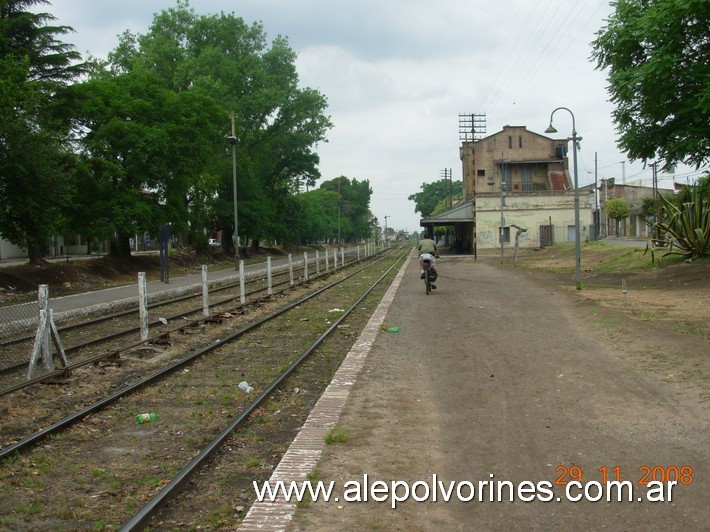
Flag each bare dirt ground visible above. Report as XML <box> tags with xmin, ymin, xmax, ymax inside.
<box><xmin>289</xmin><ymin>248</ymin><xmax>708</xmax><ymax>531</ymax></box>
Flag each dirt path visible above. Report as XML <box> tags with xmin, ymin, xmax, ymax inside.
<box><xmin>289</xmin><ymin>255</ymin><xmax>708</xmax><ymax>530</ymax></box>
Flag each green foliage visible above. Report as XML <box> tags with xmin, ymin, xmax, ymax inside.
<box><xmin>591</xmin><ymin>0</ymin><xmax>710</xmax><ymax>171</ymax></box>
<box><xmin>110</xmin><ymin>2</ymin><xmax>333</xmax><ymax>248</ymax></box>
<box><xmin>647</xmin><ymin>183</ymin><xmax>710</xmax><ymax>262</ymax></box>
<box><xmin>324</xmin><ymin>425</ymin><xmax>349</xmax><ymax>444</ymax></box>
<box><xmin>319</xmin><ymin>176</ymin><xmax>373</xmax><ymax>242</ymax></box>
<box><xmin>605</xmin><ymin>198</ymin><xmax>630</xmax><ymax>220</ymax></box>
<box><xmin>408</xmin><ymin>179</ymin><xmax>463</xmax><ymax>218</ymax></box>
<box><xmin>1</xmin><ymin>0</ymin><xmax>341</xmax><ymax>256</ymax></box>
<box><xmin>0</xmin><ymin>0</ymin><xmax>87</xmax><ymax>261</ymax></box>
<box><xmin>69</xmin><ymin>70</ymin><xmax>224</xmax><ymax>254</ymax></box>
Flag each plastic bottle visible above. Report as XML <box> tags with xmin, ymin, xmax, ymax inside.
<box><xmin>136</xmin><ymin>412</ymin><xmax>158</xmax><ymax>424</ymax></box>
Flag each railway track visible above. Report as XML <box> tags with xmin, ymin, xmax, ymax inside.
<box><xmin>0</xmin><ymin>247</ymin><xmax>407</xmax><ymax>530</ymax></box>
<box><xmin>0</xmin><ymin>248</ymin><xmax>370</xmax><ymax>392</ymax></box>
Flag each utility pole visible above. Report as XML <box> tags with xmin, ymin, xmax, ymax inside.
<box><xmin>594</xmin><ymin>152</ymin><xmax>599</xmax><ymax>240</ymax></box>
<box><xmin>337</xmin><ymin>177</ymin><xmax>341</xmax><ymax>249</ymax></box>
<box><xmin>440</xmin><ymin>168</ymin><xmax>452</xmax><ymax>208</ymax></box>
<box><xmin>441</xmin><ymin>168</ymin><xmax>452</xmax><ymax>246</ymax></box>
<box><xmin>228</xmin><ymin>111</ymin><xmax>240</xmax><ymax>265</ymax></box>
<box><xmin>500</xmin><ymin>157</ymin><xmax>506</xmax><ymax>264</ymax></box>
<box><xmin>651</xmin><ymin>162</ymin><xmax>659</xmax><ymax>239</ymax></box>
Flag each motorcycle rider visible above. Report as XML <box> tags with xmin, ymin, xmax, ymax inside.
<box><xmin>418</xmin><ymin>232</ymin><xmax>439</xmax><ymax>288</ymax></box>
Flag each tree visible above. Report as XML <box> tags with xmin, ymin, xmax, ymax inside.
<box><xmin>68</xmin><ymin>69</ymin><xmax>224</xmax><ymax>256</ymax></box>
<box><xmin>319</xmin><ymin>176</ymin><xmax>373</xmax><ymax>243</ymax></box>
<box><xmin>108</xmin><ymin>1</ymin><xmax>332</xmax><ymax>250</ymax></box>
<box><xmin>0</xmin><ymin>0</ymin><xmax>87</xmax><ymax>262</ymax></box>
<box><xmin>605</xmin><ymin>197</ymin><xmax>630</xmax><ymax>236</ymax></box>
<box><xmin>591</xmin><ymin>0</ymin><xmax>710</xmax><ymax>171</ymax></box>
<box><xmin>408</xmin><ymin>179</ymin><xmax>463</xmax><ymax>218</ymax></box>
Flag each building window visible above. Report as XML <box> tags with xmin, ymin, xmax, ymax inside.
<box><xmin>519</xmin><ymin>136</ymin><xmax>523</xmax><ymax>148</ymax></box>
<box><xmin>508</xmin><ymin>136</ymin><xmax>512</xmax><ymax>149</ymax></box>
<box><xmin>522</xmin><ymin>167</ymin><xmax>533</xmax><ymax>191</ymax></box>
<box><xmin>500</xmin><ymin>226</ymin><xmax>510</xmax><ymax>243</ymax></box>
<box><xmin>477</xmin><ymin>169</ymin><xmax>485</xmax><ymax>177</ymax></box>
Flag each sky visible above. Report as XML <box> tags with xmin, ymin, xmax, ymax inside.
<box><xmin>43</xmin><ymin>0</ymin><xmax>708</xmax><ymax>235</ymax></box>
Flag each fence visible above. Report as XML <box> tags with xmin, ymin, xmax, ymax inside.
<box><xmin>1</xmin><ymin>243</ymin><xmax>386</xmax><ymax>377</ymax></box>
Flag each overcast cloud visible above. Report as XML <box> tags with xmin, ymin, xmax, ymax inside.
<box><xmin>45</xmin><ymin>0</ymin><xmax>707</xmax><ymax>233</ymax></box>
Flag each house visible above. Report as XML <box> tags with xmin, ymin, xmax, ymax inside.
<box><xmin>595</xmin><ymin>179</ymin><xmax>674</xmax><ymax>238</ymax></box>
<box><xmin>421</xmin><ymin>124</ymin><xmax>594</xmax><ymax>252</ymax></box>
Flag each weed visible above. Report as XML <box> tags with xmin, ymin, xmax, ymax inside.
<box><xmin>325</xmin><ymin>425</ymin><xmax>349</xmax><ymax>444</ymax></box>
<box><xmin>91</xmin><ymin>468</ymin><xmax>108</xmax><ymax>479</ymax></box>
<box><xmin>295</xmin><ymin>470</ymin><xmax>320</xmax><ymax>509</ymax></box>
<box><xmin>245</xmin><ymin>458</ymin><xmax>262</xmax><ymax>468</ymax></box>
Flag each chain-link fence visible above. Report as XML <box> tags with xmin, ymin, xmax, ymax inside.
<box><xmin>0</xmin><ymin>300</ymin><xmax>39</xmax><ymax>343</ymax></box>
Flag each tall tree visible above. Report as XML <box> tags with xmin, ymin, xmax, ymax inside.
<box><xmin>108</xmin><ymin>1</ymin><xmax>332</xmax><ymax>250</ymax></box>
<box><xmin>68</xmin><ymin>70</ymin><xmax>223</xmax><ymax>256</ymax></box>
<box><xmin>0</xmin><ymin>0</ymin><xmax>86</xmax><ymax>262</ymax></box>
<box><xmin>591</xmin><ymin>0</ymin><xmax>710</xmax><ymax>171</ymax></box>
<box><xmin>319</xmin><ymin>176</ymin><xmax>373</xmax><ymax>243</ymax></box>
<box><xmin>408</xmin><ymin>179</ymin><xmax>463</xmax><ymax>218</ymax></box>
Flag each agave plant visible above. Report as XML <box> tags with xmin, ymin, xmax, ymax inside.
<box><xmin>647</xmin><ymin>183</ymin><xmax>709</xmax><ymax>262</ymax></box>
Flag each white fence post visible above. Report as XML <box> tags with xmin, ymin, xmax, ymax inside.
<box><xmin>334</xmin><ymin>248</ymin><xmax>338</xmax><ymax>270</ymax></box>
<box><xmin>138</xmin><ymin>272</ymin><xmax>149</xmax><ymax>341</ymax></box>
<box><xmin>28</xmin><ymin>285</ymin><xmax>69</xmax><ymax>380</ymax></box>
<box><xmin>239</xmin><ymin>260</ymin><xmax>246</xmax><ymax>305</ymax></box>
<box><xmin>288</xmin><ymin>253</ymin><xmax>294</xmax><ymax>287</ymax></box>
<box><xmin>202</xmin><ymin>265</ymin><xmax>209</xmax><ymax>316</ymax></box>
<box><xmin>325</xmin><ymin>249</ymin><xmax>330</xmax><ymax>273</ymax></box>
<box><xmin>303</xmin><ymin>252</ymin><xmax>309</xmax><ymax>283</ymax></box>
<box><xmin>38</xmin><ymin>285</ymin><xmax>51</xmax><ymax>370</ymax></box>
<box><xmin>315</xmin><ymin>250</ymin><xmax>320</xmax><ymax>276</ymax></box>
<box><xmin>341</xmin><ymin>247</ymin><xmax>345</xmax><ymax>266</ymax></box>
<box><xmin>267</xmin><ymin>256</ymin><xmax>273</xmax><ymax>296</ymax></box>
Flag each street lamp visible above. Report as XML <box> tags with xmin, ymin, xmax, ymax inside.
<box><xmin>384</xmin><ymin>215</ymin><xmax>389</xmax><ymax>245</ymax></box>
<box><xmin>545</xmin><ymin>107</ymin><xmax>582</xmax><ymax>290</ymax></box>
<box><xmin>228</xmin><ymin>112</ymin><xmax>239</xmax><ymax>265</ymax></box>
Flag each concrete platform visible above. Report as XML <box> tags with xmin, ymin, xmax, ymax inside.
<box><xmin>240</xmin><ymin>252</ymin><xmax>708</xmax><ymax>531</ymax></box>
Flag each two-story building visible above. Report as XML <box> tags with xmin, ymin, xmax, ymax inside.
<box><xmin>422</xmin><ymin>125</ymin><xmax>594</xmax><ymax>253</ymax></box>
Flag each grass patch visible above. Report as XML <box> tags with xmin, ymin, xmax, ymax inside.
<box><xmin>296</xmin><ymin>469</ymin><xmax>322</xmax><ymax>509</ymax></box>
<box><xmin>245</xmin><ymin>458</ymin><xmax>262</xmax><ymax>468</ymax></box>
<box><xmin>325</xmin><ymin>425</ymin><xmax>349</xmax><ymax>445</ymax></box>
<box><xmin>520</xmin><ymin>241</ymin><xmax>686</xmax><ymax>275</ymax></box>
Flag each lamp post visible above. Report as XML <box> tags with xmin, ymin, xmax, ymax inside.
<box><xmin>384</xmin><ymin>215</ymin><xmax>389</xmax><ymax>245</ymax></box>
<box><xmin>228</xmin><ymin>111</ymin><xmax>240</xmax><ymax>265</ymax></box>
<box><xmin>545</xmin><ymin>107</ymin><xmax>582</xmax><ymax>290</ymax></box>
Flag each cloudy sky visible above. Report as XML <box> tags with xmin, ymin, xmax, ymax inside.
<box><xmin>44</xmin><ymin>0</ymin><xmax>706</xmax><ymax>233</ymax></box>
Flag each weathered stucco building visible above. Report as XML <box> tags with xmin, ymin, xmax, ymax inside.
<box><xmin>422</xmin><ymin>124</ymin><xmax>594</xmax><ymax>253</ymax></box>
